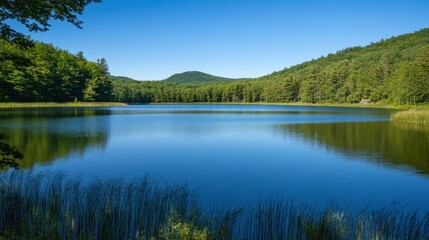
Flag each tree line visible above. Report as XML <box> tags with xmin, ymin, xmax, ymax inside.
<box><xmin>0</xmin><ymin>39</ymin><xmax>112</xmax><ymax>102</ymax></box>
<box><xmin>1</xmin><ymin>29</ymin><xmax>428</xmax><ymax>105</ymax></box>
<box><xmin>112</xmin><ymin>28</ymin><xmax>429</xmax><ymax>105</ymax></box>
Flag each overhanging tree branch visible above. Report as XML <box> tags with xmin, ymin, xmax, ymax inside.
<box><xmin>0</xmin><ymin>0</ymin><xmax>102</xmax><ymax>45</ymax></box>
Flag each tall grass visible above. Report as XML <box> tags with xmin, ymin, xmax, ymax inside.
<box><xmin>0</xmin><ymin>102</ymin><xmax>127</xmax><ymax>108</ymax></box>
<box><xmin>0</xmin><ymin>172</ymin><xmax>201</xmax><ymax>239</ymax></box>
<box><xmin>1</xmin><ymin>172</ymin><xmax>428</xmax><ymax>239</ymax></box>
<box><xmin>391</xmin><ymin>109</ymin><xmax>429</xmax><ymax>123</ymax></box>
<box><xmin>232</xmin><ymin>202</ymin><xmax>429</xmax><ymax>240</ymax></box>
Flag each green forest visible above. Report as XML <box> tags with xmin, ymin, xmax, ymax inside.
<box><xmin>112</xmin><ymin>28</ymin><xmax>429</xmax><ymax>105</ymax></box>
<box><xmin>0</xmin><ymin>39</ymin><xmax>112</xmax><ymax>102</ymax></box>
<box><xmin>1</xmin><ymin>28</ymin><xmax>428</xmax><ymax>105</ymax></box>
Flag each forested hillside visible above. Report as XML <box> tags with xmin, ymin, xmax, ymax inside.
<box><xmin>0</xmin><ymin>40</ymin><xmax>112</xmax><ymax>102</ymax></box>
<box><xmin>112</xmin><ymin>28</ymin><xmax>429</xmax><ymax>104</ymax></box>
<box><xmin>1</xmin><ymin>29</ymin><xmax>428</xmax><ymax>105</ymax></box>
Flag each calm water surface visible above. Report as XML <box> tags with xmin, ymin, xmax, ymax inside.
<box><xmin>1</xmin><ymin>104</ymin><xmax>428</xmax><ymax>211</ymax></box>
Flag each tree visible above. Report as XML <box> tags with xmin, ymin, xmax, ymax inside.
<box><xmin>299</xmin><ymin>67</ymin><xmax>321</xmax><ymax>103</ymax></box>
<box><xmin>389</xmin><ymin>46</ymin><xmax>429</xmax><ymax>105</ymax></box>
<box><xmin>82</xmin><ymin>58</ymin><xmax>112</xmax><ymax>101</ymax></box>
<box><xmin>0</xmin><ymin>0</ymin><xmax>102</xmax><ymax>45</ymax></box>
<box><xmin>413</xmin><ymin>46</ymin><xmax>429</xmax><ymax>102</ymax></box>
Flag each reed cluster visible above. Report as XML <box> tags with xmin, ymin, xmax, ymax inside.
<box><xmin>232</xmin><ymin>202</ymin><xmax>429</xmax><ymax>239</ymax></box>
<box><xmin>0</xmin><ymin>172</ymin><xmax>201</xmax><ymax>239</ymax></box>
<box><xmin>1</xmin><ymin>172</ymin><xmax>428</xmax><ymax>239</ymax></box>
<box><xmin>391</xmin><ymin>109</ymin><xmax>429</xmax><ymax>123</ymax></box>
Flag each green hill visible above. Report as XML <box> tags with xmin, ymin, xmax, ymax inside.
<box><xmin>257</xmin><ymin>28</ymin><xmax>429</xmax><ymax>104</ymax></box>
<box><xmin>111</xmin><ymin>71</ymin><xmax>241</xmax><ymax>85</ymax></box>
<box><xmin>112</xmin><ymin>28</ymin><xmax>429</xmax><ymax>104</ymax></box>
<box><xmin>110</xmin><ymin>76</ymin><xmax>142</xmax><ymax>83</ymax></box>
<box><xmin>162</xmin><ymin>71</ymin><xmax>240</xmax><ymax>85</ymax></box>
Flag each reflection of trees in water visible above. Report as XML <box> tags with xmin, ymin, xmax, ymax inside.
<box><xmin>278</xmin><ymin>121</ymin><xmax>429</xmax><ymax>175</ymax></box>
<box><xmin>0</xmin><ymin>133</ymin><xmax>23</xmax><ymax>169</ymax></box>
<box><xmin>0</xmin><ymin>109</ymin><xmax>111</xmax><ymax>168</ymax></box>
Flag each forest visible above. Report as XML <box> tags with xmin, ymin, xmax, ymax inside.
<box><xmin>0</xmin><ymin>39</ymin><xmax>112</xmax><ymax>102</ymax></box>
<box><xmin>1</xmin><ymin>28</ymin><xmax>428</xmax><ymax>105</ymax></box>
<box><xmin>112</xmin><ymin>28</ymin><xmax>429</xmax><ymax>105</ymax></box>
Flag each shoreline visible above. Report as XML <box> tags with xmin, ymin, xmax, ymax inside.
<box><xmin>0</xmin><ymin>102</ymin><xmax>127</xmax><ymax>109</ymax></box>
<box><xmin>146</xmin><ymin>102</ymin><xmax>416</xmax><ymax>110</ymax></box>
<box><xmin>1</xmin><ymin>101</ymin><xmax>428</xmax><ymax>110</ymax></box>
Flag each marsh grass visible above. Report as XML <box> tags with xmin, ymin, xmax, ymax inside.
<box><xmin>1</xmin><ymin>172</ymin><xmax>428</xmax><ymax>239</ymax></box>
<box><xmin>0</xmin><ymin>172</ymin><xmax>202</xmax><ymax>239</ymax></box>
<box><xmin>391</xmin><ymin>109</ymin><xmax>429</xmax><ymax>123</ymax></box>
<box><xmin>0</xmin><ymin>102</ymin><xmax>127</xmax><ymax>108</ymax></box>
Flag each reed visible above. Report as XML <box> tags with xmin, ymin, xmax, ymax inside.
<box><xmin>0</xmin><ymin>172</ymin><xmax>202</xmax><ymax>239</ymax></box>
<box><xmin>1</xmin><ymin>172</ymin><xmax>428</xmax><ymax>239</ymax></box>
<box><xmin>391</xmin><ymin>109</ymin><xmax>429</xmax><ymax>123</ymax></box>
<box><xmin>0</xmin><ymin>102</ymin><xmax>127</xmax><ymax>108</ymax></box>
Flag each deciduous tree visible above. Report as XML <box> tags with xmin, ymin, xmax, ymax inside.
<box><xmin>0</xmin><ymin>0</ymin><xmax>102</xmax><ymax>46</ymax></box>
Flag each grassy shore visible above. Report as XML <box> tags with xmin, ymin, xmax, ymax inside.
<box><xmin>391</xmin><ymin>109</ymin><xmax>429</xmax><ymax>123</ymax></box>
<box><xmin>1</xmin><ymin>172</ymin><xmax>428</xmax><ymax>240</ymax></box>
<box><xmin>0</xmin><ymin>102</ymin><xmax>127</xmax><ymax>108</ymax></box>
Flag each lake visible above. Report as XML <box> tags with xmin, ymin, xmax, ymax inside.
<box><xmin>1</xmin><ymin>104</ymin><xmax>428</xmax><ymax>211</ymax></box>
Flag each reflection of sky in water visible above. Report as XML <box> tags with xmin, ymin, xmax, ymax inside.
<box><xmin>1</xmin><ymin>105</ymin><xmax>428</xmax><ymax>212</ymax></box>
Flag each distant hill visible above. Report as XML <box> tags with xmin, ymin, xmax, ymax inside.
<box><xmin>109</xmin><ymin>76</ymin><xmax>140</xmax><ymax>83</ymax></box>
<box><xmin>162</xmin><ymin>71</ymin><xmax>240</xmax><ymax>85</ymax></box>
<box><xmin>111</xmin><ymin>28</ymin><xmax>429</xmax><ymax>104</ymax></box>
<box><xmin>110</xmin><ymin>71</ymin><xmax>244</xmax><ymax>85</ymax></box>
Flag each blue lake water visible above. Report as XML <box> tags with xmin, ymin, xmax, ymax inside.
<box><xmin>1</xmin><ymin>104</ymin><xmax>428</xmax><ymax>211</ymax></box>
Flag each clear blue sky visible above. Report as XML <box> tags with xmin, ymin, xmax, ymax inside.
<box><xmin>10</xmin><ymin>0</ymin><xmax>429</xmax><ymax>80</ymax></box>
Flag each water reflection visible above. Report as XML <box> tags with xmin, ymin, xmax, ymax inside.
<box><xmin>0</xmin><ymin>105</ymin><xmax>428</xmax><ymax>210</ymax></box>
<box><xmin>0</xmin><ymin>108</ymin><xmax>110</xmax><ymax>168</ymax></box>
<box><xmin>277</xmin><ymin>121</ymin><xmax>429</xmax><ymax>175</ymax></box>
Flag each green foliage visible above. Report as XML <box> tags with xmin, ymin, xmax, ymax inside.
<box><xmin>0</xmin><ymin>0</ymin><xmax>101</xmax><ymax>46</ymax></box>
<box><xmin>160</xmin><ymin>209</ymin><xmax>209</xmax><ymax>240</ymax></box>
<box><xmin>2</xmin><ymin>28</ymin><xmax>427</xmax><ymax>105</ymax></box>
<box><xmin>0</xmin><ymin>40</ymin><xmax>113</xmax><ymax>102</ymax></box>
<box><xmin>112</xmin><ymin>28</ymin><xmax>429</xmax><ymax>105</ymax></box>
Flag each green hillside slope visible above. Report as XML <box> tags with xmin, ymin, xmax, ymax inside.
<box><xmin>111</xmin><ymin>28</ymin><xmax>429</xmax><ymax>104</ymax></box>
<box><xmin>163</xmin><ymin>71</ymin><xmax>239</xmax><ymax>84</ymax></box>
<box><xmin>259</xmin><ymin>28</ymin><xmax>429</xmax><ymax>104</ymax></box>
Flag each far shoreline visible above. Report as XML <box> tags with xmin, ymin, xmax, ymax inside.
<box><xmin>1</xmin><ymin>101</ymin><xmax>428</xmax><ymax>111</ymax></box>
<box><xmin>146</xmin><ymin>102</ymin><xmax>416</xmax><ymax>110</ymax></box>
<box><xmin>0</xmin><ymin>102</ymin><xmax>127</xmax><ymax>109</ymax></box>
